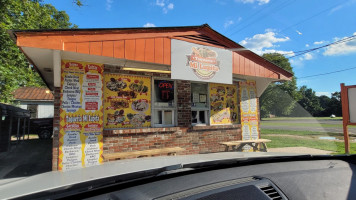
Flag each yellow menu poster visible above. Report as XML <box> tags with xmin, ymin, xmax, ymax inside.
<box><xmin>104</xmin><ymin>74</ymin><xmax>151</xmax><ymax>128</ymax></box>
<box><xmin>239</xmin><ymin>80</ymin><xmax>259</xmax><ymax>142</ymax></box>
<box><xmin>209</xmin><ymin>83</ymin><xmax>238</xmax><ymax>125</ymax></box>
<box><xmin>59</xmin><ymin>60</ymin><xmax>104</xmax><ymax>171</ymax></box>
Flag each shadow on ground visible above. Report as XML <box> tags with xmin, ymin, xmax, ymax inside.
<box><xmin>0</xmin><ymin>139</ymin><xmax>52</xmax><ymax>180</ymax></box>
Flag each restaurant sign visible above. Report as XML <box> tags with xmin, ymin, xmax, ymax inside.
<box><xmin>171</xmin><ymin>39</ymin><xmax>232</xmax><ymax>84</ymax></box>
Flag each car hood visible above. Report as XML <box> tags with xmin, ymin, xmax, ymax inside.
<box><xmin>0</xmin><ymin>152</ymin><xmax>305</xmax><ymax>199</ymax></box>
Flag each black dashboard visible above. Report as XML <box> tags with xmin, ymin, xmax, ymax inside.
<box><xmin>85</xmin><ymin>159</ymin><xmax>356</xmax><ymax>200</ymax></box>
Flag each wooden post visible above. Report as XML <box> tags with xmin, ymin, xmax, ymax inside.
<box><xmin>27</xmin><ymin>118</ymin><xmax>30</xmax><ymax>140</ymax></box>
<box><xmin>23</xmin><ymin>117</ymin><xmax>26</xmax><ymax>140</ymax></box>
<box><xmin>8</xmin><ymin>112</ymin><xmax>13</xmax><ymax>151</ymax></box>
<box><xmin>16</xmin><ymin>117</ymin><xmax>20</xmax><ymax>145</ymax></box>
<box><xmin>340</xmin><ymin>83</ymin><xmax>350</xmax><ymax>154</ymax></box>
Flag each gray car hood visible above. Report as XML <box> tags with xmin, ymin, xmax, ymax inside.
<box><xmin>0</xmin><ymin>152</ymin><xmax>304</xmax><ymax>199</ymax></box>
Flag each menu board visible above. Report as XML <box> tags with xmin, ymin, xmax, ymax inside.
<box><xmin>104</xmin><ymin>74</ymin><xmax>151</xmax><ymax>128</ymax></box>
<box><xmin>59</xmin><ymin>60</ymin><xmax>104</xmax><ymax>171</ymax></box>
<box><xmin>239</xmin><ymin>81</ymin><xmax>259</xmax><ymax>143</ymax></box>
<box><xmin>209</xmin><ymin>83</ymin><xmax>238</xmax><ymax>125</ymax></box>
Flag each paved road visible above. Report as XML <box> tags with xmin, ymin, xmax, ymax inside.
<box><xmin>0</xmin><ymin>139</ymin><xmax>52</xmax><ymax>182</ymax></box>
<box><xmin>261</xmin><ymin>119</ymin><xmax>356</xmax><ymax>135</ymax></box>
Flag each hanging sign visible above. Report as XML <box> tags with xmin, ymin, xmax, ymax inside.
<box><xmin>59</xmin><ymin>60</ymin><xmax>104</xmax><ymax>171</ymax></box>
<box><xmin>171</xmin><ymin>39</ymin><xmax>232</xmax><ymax>84</ymax></box>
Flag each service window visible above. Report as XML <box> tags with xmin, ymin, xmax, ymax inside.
<box><xmin>153</xmin><ymin>79</ymin><xmax>176</xmax><ymax>127</ymax></box>
<box><xmin>191</xmin><ymin>83</ymin><xmax>209</xmax><ymax>125</ymax></box>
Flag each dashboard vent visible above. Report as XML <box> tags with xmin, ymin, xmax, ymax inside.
<box><xmin>260</xmin><ymin>185</ymin><xmax>282</xmax><ymax>200</ymax></box>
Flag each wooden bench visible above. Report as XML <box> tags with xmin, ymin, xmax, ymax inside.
<box><xmin>103</xmin><ymin>147</ymin><xmax>185</xmax><ymax>161</ymax></box>
<box><xmin>219</xmin><ymin>139</ymin><xmax>271</xmax><ymax>152</ymax></box>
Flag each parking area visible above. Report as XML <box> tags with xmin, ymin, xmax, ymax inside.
<box><xmin>0</xmin><ymin>139</ymin><xmax>52</xmax><ymax>182</ymax></box>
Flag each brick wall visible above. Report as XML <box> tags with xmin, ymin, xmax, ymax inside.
<box><xmin>52</xmin><ymin>87</ymin><xmax>60</xmax><ymax>171</ymax></box>
<box><xmin>177</xmin><ymin>80</ymin><xmax>191</xmax><ymax>127</ymax></box>
<box><xmin>103</xmin><ymin>125</ymin><xmax>242</xmax><ymax>159</ymax></box>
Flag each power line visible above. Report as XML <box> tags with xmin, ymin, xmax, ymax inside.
<box><xmin>228</xmin><ymin>0</ymin><xmax>296</xmax><ymax>36</ymax></box>
<box><xmin>223</xmin><ymin>0</ymin><xmax>278</xmax><ymax>35</ymax></box>
<box><xmin>280</xmin><ymin>0</ymin><xmax>344</xmax><ymax>34</ymax></box>
<box><xmin>286</xmin><ymin>34</ymin><xmax>356</xmax><ymax>58</ymax></box>
<box><xmin>298</xmin><ymin>66</ymin><xmax>356</xmax><ymax>79</ymax></box>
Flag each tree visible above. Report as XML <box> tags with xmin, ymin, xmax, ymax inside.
<box><xmin>0</xmin><ymin>0</ymin><xmax>77</xmax><ymax>103</ymax></box>
<box><xmin>292</xmin><ymin>86</ymin><xmax>322</xmax><ymax>116</ymax></box>
<box><xmin>260</xmin><ymin>53</ymin><xmax>299</xmax><ymax>117</ymax></box>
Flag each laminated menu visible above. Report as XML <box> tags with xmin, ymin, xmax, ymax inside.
<box><xmin>239</xmin><ymin>80</ymin><xmax>260</xmax><ymax>146</ymax></box>
<box><xmin>59</xmin><ymin>60</ymin><xmax>104</xmax><ymax>171</ymax></box>
<box><xmin>103</xmin><ymin>74</ymin><xmax>151</xmax><ymax>128</ymax></box>
<box><xmin>209</xmin><ymin>83</ymin><xmax>238</xmax><ymax>125</ymax></box>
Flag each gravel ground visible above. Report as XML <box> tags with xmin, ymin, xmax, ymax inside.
<box><xmin>268</xmin><ymin>147</ymin><xmax>334</xmax><ymax>155</ymax></box>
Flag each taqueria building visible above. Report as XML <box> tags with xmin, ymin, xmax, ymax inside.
<box><xmin>9</xmin><ymin>24</ymin><xmax>293</xmax><ymax>171</ymax></box>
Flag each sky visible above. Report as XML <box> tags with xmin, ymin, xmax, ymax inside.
<box><xmin>44</xmin><ymin>0</ymin><xmax>356</xmax><ymax>97</ymax></box>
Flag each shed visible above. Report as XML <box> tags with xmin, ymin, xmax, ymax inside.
<box><xmin>9</xmin><ymin>24</ymin><xmax>293</xmax><ymax>171</ymax></box>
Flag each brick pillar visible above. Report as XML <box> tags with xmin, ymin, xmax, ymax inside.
<box><xmin>176</xmin><ymin>80</ymin><xmax>191</xmax><ymax>127</ymax></box>
<box><xmin>52</xmin><ymin>87</ymin><xmax>60</xmax><ymax>171</ymax></box>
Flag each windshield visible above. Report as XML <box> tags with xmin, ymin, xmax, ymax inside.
<box><xmin>1</xmin><ymin>0</ymin><xmax>356</xmax><ymax>193</ymax></box>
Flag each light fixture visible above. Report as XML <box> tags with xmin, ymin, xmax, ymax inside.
<box><xmin>122</xmin><ymin>67</ymin><xmax>171</xmax><ymax>74</ymax></box>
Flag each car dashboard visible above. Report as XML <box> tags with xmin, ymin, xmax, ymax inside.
<box><xmin>85</xmin><ymin>159</ymin><xmax>356</xmax><ymax>200</ymax></box>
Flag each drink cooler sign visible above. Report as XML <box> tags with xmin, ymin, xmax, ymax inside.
<box><xmin>59</xmin><ymin>60</ymin><xmax>104</xmax><ymax>171</ymax></box>
<box><xmin>239</xmin><ymin>81</ymin><xmax>259</xmax><ymax>151</ymax></box>
<box><xmin>171</xmin><ymin>39</ymin><xmax>232</xmax><ymax>84</ymax></box>
<box><xmin>209</xmin><ymin>83</ymin><xmax>238</xmax><ymax>125</ymax></box>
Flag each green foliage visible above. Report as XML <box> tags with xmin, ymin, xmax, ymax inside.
<box><xmin>0</xmin><ymin>0</ymin><xmax>77</xmax><ymax>103</ymax></box>
<box><xmin>260</xmin><ymin>53</ymin><xmax>299</xmax><ymax>117</ymax></box>
<box><xmin>292</xmin><ymin>86</ymin><xmax>322</xmax><ymax>116</ymax></box>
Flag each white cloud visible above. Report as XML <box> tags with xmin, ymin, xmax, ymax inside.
<box><xmin>296</xmin><ymin>30</ymin><xmax>302</xmax><ymax>35</ymax></box>
<box><xmin>167</xmin><ymin>3</ymin><xmax>174</xmax><ymax>9</ymax></box>
<box><xmin>305</xmin><ymin>44</ymin><xmax>309</xmax><ymax>47</ymax></box>
<box><xmin>224</xmin><ymin>20</ymin><xmax>234</xmax><ymax>28</ymax></box>
<box><xmin>315</xmin><ymin>92</ymin><xmax>331</xmax><ymax>97</ymax></box>
<box><xmin>143</xmin><ymin>23</ymin><xmax>156</xmax><ymax>27</ymax></box>
<box><xmin>313</xmin><ymin>40</ymin><xmax>325</xmax><ymax>45</ymax></box>
<box><xmin>329</xmin><ymin>0</ymin><xmax>356</xmax><ymax>15</ymax></box>
<box><xmin>155</xmin><ymin>0</ymin><xmax>174</xmax><ymax>13</ymax></box>
<box><xmin>156</xmin><ymin>0</ymin><xmax>165</xmax><ymax>7</ymax></box>
<box><xmin>303</xmin><ymin>53</ymin><xmax>313</xmax><ymax>60</ymax></box>
<box><xmin>106</xmin><ymin>0</ymin><xmax>113</xmax><ymax>11</ymax></box>
<box><xmin>235</xmin><ymin>0</ymin><xmax>270</xmax><ymax>5</ymax></box>
<box><xmin>239</xmin><ymin>30</ymin><xmax>291</xmax><ymax>55</ymax></box>
<box><xmin>324</xmin><ymin>33</ymin><xmax>356</xmax><ymax>56</ymax></box>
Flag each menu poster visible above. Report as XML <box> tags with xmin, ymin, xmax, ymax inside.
<box><xmin>209</xmin><ymin>83</ymin><xmax>238</xmax><ymax>125</ymax></box>
<box><xmin>59</xmin><ymin>60</ymin><xmax>104</xmax><ymax>171</ymax></box>
<box><xmin>239</xmin><ymin>80</ymin><xmax>260</xmax><ymax>151</ymax></box>
<box><xmin>104</xmin><ymin>74</ymin><xmax>151</xmax><ymax>128</ymax></box>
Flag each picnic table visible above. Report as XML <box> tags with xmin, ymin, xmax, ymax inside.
<box><xmin>219</xmin><ymin>139</ymin><xmax>271</xmax><ymax>152</ymax></box>
<box><xmin>103</xmin><ymin>147</ymin><xmax>185</xmax><ymax>161</ymax></box>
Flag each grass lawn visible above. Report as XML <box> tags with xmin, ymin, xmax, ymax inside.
<box><xmin>262</xmin><ymin>135</ymin><xmax>356</xmax><ymax>154</ymax></box>
<box><xmin>261</xmin><ymin>129</ymin><xmax>343</xmax><ymax>137</ymax></box>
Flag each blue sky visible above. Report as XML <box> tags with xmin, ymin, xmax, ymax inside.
<box><xmin>45</xmin><ymin>0</ymin><xmax>356</xmax><ymax>97</ymax></box>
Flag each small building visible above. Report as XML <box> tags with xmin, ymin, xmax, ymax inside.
<box><xmin>13</xmin><ymin>87</ymin><xmax>54</xmax><ymax>118</ymax></box>
<box><xmin>9</xmin><ymin>24</ymin><xmax>293</xmax><ymax>171</ymax></box>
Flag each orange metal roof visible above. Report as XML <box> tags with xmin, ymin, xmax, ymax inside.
<box><xmin>13</xmin><ymin>87</ymin><xmax>53</xmax><ymax>101</ymax></box>
<box><xmin>9</xmin><ymin>24</ymin><xmax>293</xmax><ymax>81</ymax></box>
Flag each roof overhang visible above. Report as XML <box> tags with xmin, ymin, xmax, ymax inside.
<box><xmin>9</xmin><ymin>24</ymin><xmax>293</xmax><ymax>90</ymax></box>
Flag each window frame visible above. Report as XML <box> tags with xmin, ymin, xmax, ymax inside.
<box><xmin>151</xmin><ymin>77</ymin><xmax>177</xmax><ymax>127</ymax></box>
<box><xmin>191</xmin><ymin>82</ymin><xmax>210</xmax><ymax>126</ymax></box>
